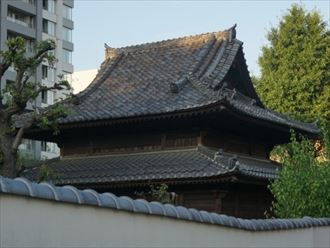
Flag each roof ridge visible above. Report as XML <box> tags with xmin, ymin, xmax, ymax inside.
<box><xmin>196</xmin><ymin>145</ymin><xmax>234</xmax><ymax>171</ymax></box>
<box><xmin>194</xmin><ymin>38</ymin><xmax>223</xmax><ymax>79</ymax></box>
<box><xmin>196</xmin><ymin>145</ymin><xmax>281</xmax><ymax>177</ymax></box>
<box><xmin>115</xmin><ymin>29</ymin><xmax>230</xmax><ymax>54</ymax></box>
<box><xmin>206</xmin><ymin>40</ymin><xmax>241</xmax><ymax>89</ymax></box>
<box><xmin>112</xmin><ymin>25</ymin><xmax>238</xmax><ymax>53</ymax></box>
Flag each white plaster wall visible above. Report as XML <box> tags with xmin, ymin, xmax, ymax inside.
<box><xmin>0</xmin><ymin>194</ymin><xmax>329</xmax><ymax>248</ymax></box>
<box><xmin>70</xmin><ymin>69</ymin><xmax>97</xmax><ymax>94</ymax></box>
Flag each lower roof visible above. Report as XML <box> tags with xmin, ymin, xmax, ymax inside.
<box><xmin>23</xmin><ymin>145</ymin><xmax>280</xmax><ymax>186</ymax></box>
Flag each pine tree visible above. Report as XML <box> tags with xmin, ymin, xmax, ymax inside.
<box><xmin>255</xmin><ymin>4</ymin><xmax>330</xmax><ymax>121</ymax></box>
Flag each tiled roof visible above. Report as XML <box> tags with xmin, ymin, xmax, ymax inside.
<box><xmin>23</xmin><ymin>146</ymin><xmax>280</xmax><ymax>185</ymax></box>
<box><xmin>223</xmin><ymin>90</ymin><xmax>320</xmax><ymax>134</ymax></box>
<box><xmin>1</xmin><ymin>176</ymin><xmax>329</xmax><ymax>231</ymax></box>
<box><xmin>51</xmin><ymin>26</ymin><xmax>318</xmax><ymax>134</ymax></box>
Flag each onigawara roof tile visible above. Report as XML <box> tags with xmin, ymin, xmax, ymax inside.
<box><xmin>1</xmin><ymin>176</ymin><xmax>329</xmax><ymax>231</ymax></box>
<box><xmin>23</xmin><ymin>145</ymin><xmax>280</xmax><ymax>186</ymax></box>
<box><xmin>49</xmin><ymin>25</ymin><xmax>318</xmax><ymax>134</ymax></box>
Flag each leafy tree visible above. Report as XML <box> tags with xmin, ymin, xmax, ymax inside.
<box><xmin>269</xmin><ymin>125</ymin><xmax>330</xmax><ymax>218</ymax></box>
<box><xmin>135</xmin><ymin>183</ymin><xmax>176</xmax><ymax>204</ymax></box>
<box><xmin>255</xmin><ymin>4</ymin><xmax>330</xmax><ymax>121</ymax></box>
<box><xmin>37</xmin><ymin>164</ymin><xmax>60</xmax><ymax>183</ymax></box>
<box><xmin>150</xmin><ymin>184</ymin><xmax>176</xmax><ymax>204</ymax></box>
<box><xmin>0</xmin><ymin>37</ymin><xmax>71</xmax><ymax>178</ymax></box>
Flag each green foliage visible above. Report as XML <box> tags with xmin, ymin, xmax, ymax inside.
<box><xmin>17</xmin><ymin>153</ymin><xmax>39</xmax><ymax>168</ymax></box>
<box><xmin>36</xmin><ymin>103</ymin><xmax>69</xmax><ymax>134</ymax></box>
<box><xmin>1</xmin><ymin>37</ymin><xmax>60</xmax><ymax>108</ymax></box>
<box><xmin>0</xmin><ymin>37</ymin><xmax>72</xmax><ymax>177</ymax></box>
<box><xmin>269</xmin><ymin>127</ymin><xmax>330</xmax><ymax>218</ymax></box>
<box><xmin>255</xmin><ymin>4</ymin><xmax>330</xmax><ymax>121</ymax></box>
<box><xmin>136</xmin><ymin>183</ymin><xmax>176</xmax><ymax>204</ymax></box>
<box><xmin>1</xmin><ymin>37</ymin><xmax>56</xmax><ymax>78</ymax></box>
<box><xmin>150</xmin><ymin>184</ymin><xmax>175</xmax><ymax>204</ymax></box>
<box><xmin>37</xmin><ymin>164</ymin><xmax>59</xmax><ymax>183</ymax></box>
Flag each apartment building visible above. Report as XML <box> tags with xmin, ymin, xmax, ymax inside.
<box><xmin>0</xmin><ymin>0</ymin><xmax>74</xmax><ymax>160</ymax></box>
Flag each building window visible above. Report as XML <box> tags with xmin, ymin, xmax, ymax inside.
<box><xmin>41</xmin><ymin>141</ymin><xmax>47</xmax><ymax>151</ymax></box>
<box><xmin>20</xmin><ymin>139</ymin><xmax>33</xmax><ymax>151</ymax></box>
<box><xmin>62</xmin><ymin>5</ymin><xmax>72</xmax><ymax>20</ymax></box>
<box><xmin>42</xmin><ymin>65</ymin><xmax>55</xmax><ymax>82</ymax></box>
<box><xmin>42</xmin><ymin>19</ymin><xmax>56</xmax><ymax>36</ymax></box>
<box><xmin>62</xmin><ymin>49</ymin><xmax>72</xmax><ymax>63</ymax></box>
<box><xmin>42</xmin><ymin>65</ymin><xmax>48</xmax><ymax>80</ymax></box>
<box><xmin>63</xmin><ymin>27</ymin><xmax>72</xmax><ymax>42</ymax></box>
<box><xmin>41</xmin><ymin>141</ymin><xmax>56</xmax><ymax>152</ymax></box>
<box><xmin>25</xmin><ymin>39</ymin><xmax>35</xmax><ymax>53</ymax></box>
<box><xmin>41</xmin><ymin>90</ymin><xmax>47</xmax><ymax>104</ymax></box>
<box><xmin>43</xmin><ymin>0</ymin><xmax>56</xmax><ymax>13</ymax></box>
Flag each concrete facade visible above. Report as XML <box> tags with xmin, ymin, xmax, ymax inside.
<box><xmin>0</xmin><ymin>0</ymin><xmax>74</xmax><ymax>160</ymax></box>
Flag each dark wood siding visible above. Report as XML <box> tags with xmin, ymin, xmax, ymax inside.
<box><xmin>99</xmin><ymin>182</ymin><xmax>272</xmax><ymax>219</ymax></box>
<box><xmin>203</xmin><ymin>131</ymin><xmax>268</xmax><ymax>158</ymax></box>
<box><xmin>62</xmin><ymin>131</ymin><xmax>200</xmax><ymax>156</ymax></box>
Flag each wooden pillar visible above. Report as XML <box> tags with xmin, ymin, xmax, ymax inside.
<box><xmin>161</xmin><ymin>134</ymin><xmax>166</xmax><ymax>149</ymax></box>
<box><xmin>214</xmin><ymin>190</ymin><xmax>227</xmax><ymax>212</ymax></box>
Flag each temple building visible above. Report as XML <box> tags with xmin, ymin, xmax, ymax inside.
<box><xmin>24</xmin><ymin>26</ymin><xmax>319</xmax><ymax>218</ymax></box>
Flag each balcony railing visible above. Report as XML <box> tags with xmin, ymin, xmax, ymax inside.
<box><xmin>21</xmin><ymin>0</ymin><xmax>35</xmax><ymax>5</ymax></box>
<box><xmin>7</xmin><ymin>16</ymin><xmax>34</xmax><ymax>28</ymax></box>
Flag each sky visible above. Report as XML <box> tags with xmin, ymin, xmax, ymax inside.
<box><xmin>72</xmin><ymin>0</ymin><xmax>330</xmax><ymax>76</ymax></box>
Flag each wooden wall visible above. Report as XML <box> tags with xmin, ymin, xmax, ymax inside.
<box><xmin>98</xmin><ymin>182</ymin><xmax>272</xmax><ymax>219</ymax></box>
<box><xmin>61</xmin><ymin>129</ymin><xmax>269</xmax><ymax>159</ymax></box>
<box><xmin>174</xmin><ymin>184</ymin><xmax>271</xmax><ymax>219</ymax></box>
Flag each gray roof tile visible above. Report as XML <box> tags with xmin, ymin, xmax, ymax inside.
<box><xmin>23</xmin><ymin>146</ymin><xmax>280</xmax><ymax>185</ymax></box>
<box><xmin>38</xmin><ymin>26</ymin><xmax>317</xmax><ymax>135</ymax></box>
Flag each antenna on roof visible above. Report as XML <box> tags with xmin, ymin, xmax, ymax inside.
<box><xmin>228</xmin><ymin>24</ymin><xmax>237</xmax><ymax>42</ymax></box>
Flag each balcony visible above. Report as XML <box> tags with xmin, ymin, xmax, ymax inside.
<box><xmin>7</xmin><ymin>1</ymin><xmax>36</xmax><ymax>15</ymax></box>
<box><xmin>7</xmin><ymin>9</ymin><xmax>35</xmax><ymax>29</ymax></box>
<box><xmin>6</xmin><ymin>10</ymin><xmax>36</xmax><ymax>38</ymax></box>
<box><xmin>7</xmin><ymin>16</ymin><xmax>33</xmax><ymax>28</ymax></box>
<box><xmin>21</xmin><ymin>0</ymin><xmax>35</xmax><ymax>5</ymax></box>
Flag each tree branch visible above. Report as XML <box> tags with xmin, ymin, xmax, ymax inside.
<box><xmin>34</xmin><ymin>84</ymin><xmax>65</xmax><ymax>96</ymax></box>
<box><xmin>15</xmin><ymin>71</ymin><xmax>25</xmax><ymax>90</ymax></box>
<box><xmin>4</xmin><ymin>105</ymin><xmax>23</xmax><ymax>118</ymax></box>
<box><xmin>21</xmin><ymin>74</ymin><xmax>30</xmax><ymax>89</ymax></box>
<box><xmin>12</xmin><ymin>127</ymin><xmax>24</xmax><ymax>151</ymax></box>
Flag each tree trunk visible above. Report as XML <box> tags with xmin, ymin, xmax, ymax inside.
<box><xmin>0</xmin><ymin>134</ymin><xmax>18</xmax><ymax>178</ymax></box>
